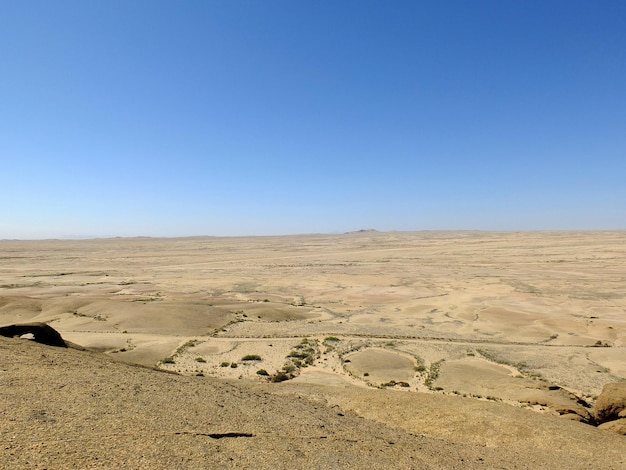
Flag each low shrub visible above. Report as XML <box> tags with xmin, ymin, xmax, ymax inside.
<box><xmin>241</xmin><ymin>354</ymin><xmax>262</xmax><ymax>361</ymax></box>
<box><xmin>287</xmin><ymin>351</ymin><xmax>309</xmax><ymax>359</ymax></box>
<box><xmin>270</xmin><ymin>371</ymin><xmax>291</xmax><ymax>383</ymax></box>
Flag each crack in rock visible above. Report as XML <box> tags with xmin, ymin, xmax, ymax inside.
<box><xmin>176</xmin><ymin>431</ymin><xmax>254</xmax><ymax>439</ymax></box>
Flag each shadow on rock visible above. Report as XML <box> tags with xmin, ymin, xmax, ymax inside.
<box><xmin>0</xmin><ymin>322</ymin><xmax>68</xmax><ymax>348</ymax></box>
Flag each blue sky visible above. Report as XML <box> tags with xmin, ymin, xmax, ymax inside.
<box><xmin>1</xmin><ymin>1</ymin><xmax>624</xmax><ymax>238</ymax></box>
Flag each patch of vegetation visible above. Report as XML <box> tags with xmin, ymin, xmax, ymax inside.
<box><xmin>323</xmin><ymin>336</ymin><xmax>341</xmax><ymax>352</ymax></box>
<box><xmin>195</xmin><ymin>357</ymin><xmax>206</xmax><ymax>363</ymax></box>
<box><xmin>241</xmin><ymin>354</ymin><xmax>262</xmax><ymax>361</ymax></box>
<box><xmin>179</xmin><ymin>339</ymin><xmax>199</xmax><ymax>351</ymax></box>
<box><xmin>230</xmin><ymin>362</ymin><xmax>238</xmax><ymax>368</ymax></box>
<box><xmin>476</xmin><ymin>348</ymin><xmax>496</xmax><ymax>361</ymax></box>
<box><xmin>213</xmin><ymin>316</ymin><xmax>248</xmax><ymax>336</ymax></box>
<box><xmin>112</xmin><ymin>337</ymin><xmax>135</xmax><ymax>354</ymax></box>
<box><xmin>287</xmin><ymin>351</ymin><xmax>309</xmax><ymax>360</ymax></box>
<box><xmin>269</xmin><ymin>338</ymin><xmax>320</xmax><ymax>383</ymax></box>
<box><xmin>256</xmin><ymin>369</ymin><xmax>269</xmax><ymax>376</ymax></box>
<box><xmin>289</xmin><ymin>338</ymin><xmax>318</xmax><ymax>365</ymax></box>
<box><xmin>412</xmin><ymin>355</ymin><xmax>427</xmax><ymax>375</ymax></box>
<box><xmin>220</xmin><ymin>361</ymin><xmax>230</xmax><ymax>367</ymax></box>
<box><xmin>170</xmin><ymin>339</ymin><xmax>201</xmax><ymax>357</ymax></box>
<box><xmin>476</xmin><ymin>348</ymin><xmax>531</xmax><ymax>375</ymax></box>
<box><xmin>131</xmin><ymin>297</ymin><xmax>160</xmax><ymax>303</ymax></box>
<box><xmin>381</xmin><ymin>380</ymin><xmax>409</xmax><ymax>388</ymax></box>
<box><xmin>425</xmin><ymin>360</ymin><xmax>444</xmax><ymax>390</ymax></box>
<box><xmin>157</xmin><ymin>339</ymin><xmax>201</xmax><ymax>366</ymax></box>
<box><xmin>270</xmin><ymin>371</ymin><xmax>291</xmax><ymax>383</ymax></box>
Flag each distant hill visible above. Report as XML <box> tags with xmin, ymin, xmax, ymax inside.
<box><xmin>344</xmin><ymin>229</ymin><xmax>379</xmax><ymax>234</ymax></box>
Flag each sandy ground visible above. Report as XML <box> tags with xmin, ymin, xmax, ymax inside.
<box><xmin>4</xmin><ymin>336</ymin><xmax>626</xmax><ymax>469</ymax></box>
<box><xmin>1</xmin><ymin>231</ymin><xmax>625</xmax><ymax>466</ymax></box>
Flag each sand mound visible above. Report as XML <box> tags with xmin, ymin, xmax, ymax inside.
<box><xmin>343</xmin><ymin>348</ymin><xmax>415</xmax><ymax>385</ymax></box>
<box><xmin>435</xmin><ymin>357</ymin><xmax>593</xmax><ymax>421</ymax></box>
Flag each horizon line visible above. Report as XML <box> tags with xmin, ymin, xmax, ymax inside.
<box><xmin>2</xmin><ymin>228</ymin><xmax>626</xmax><ymax>242</ymax></box>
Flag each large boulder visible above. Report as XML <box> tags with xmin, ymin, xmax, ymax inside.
<box><xmin>0</xmin><ymin>322</ymin><xmax>67</xmax><ymax>347</ymax></box>
<box><xmin>594</xmin><ymin>382</ymin><xmax>626</xmax><ymax>425</ymax></box>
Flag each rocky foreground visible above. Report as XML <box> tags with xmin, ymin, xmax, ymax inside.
<box><xmin>1</xmin><ymin>336</ymin><xmax>625</xmax><ymax>469</ymax></box>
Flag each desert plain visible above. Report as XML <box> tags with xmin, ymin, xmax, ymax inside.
<box><xmin>1</xmin><ymin>231</ymin><xmax>626</xmax><ymax>468</ymax></box>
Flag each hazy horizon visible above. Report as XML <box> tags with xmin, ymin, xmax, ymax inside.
<box><xmin>3</xmin><ymin>228</ymin><xmax>626</xmax><ymax>242</ymax></box>
<box><xmin>2</xmin><ymin>1</ymin><xmax>624</xmax><ymax>239</ymax></box>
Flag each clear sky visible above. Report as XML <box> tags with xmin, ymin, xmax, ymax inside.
<box><xmin>1</xmin><ymin>1</ymin><xmax>625</xmax><ymax>238</ymax></box>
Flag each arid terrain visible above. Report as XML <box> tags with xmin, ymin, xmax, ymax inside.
<box><xmin>1</xmin><ymin>231</ymin><xmax>625</xmax><ymax>468</ymax></box>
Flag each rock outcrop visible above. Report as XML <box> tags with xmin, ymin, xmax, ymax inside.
<box><xmin>598</xmin><ymin>418</ymin><xmax>626</xmax><ymax>435</ymax></box>
<box><xmin>593</xmin><ymin>382</ymin><xmax>626</xmax><ymax>434</ymax></box>
<box><xmin>0</xmin><ymin>322</ymin><xmax>67</xmax><ymax>347</ymax></box>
